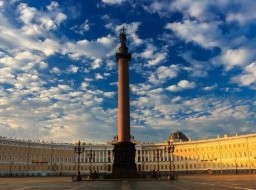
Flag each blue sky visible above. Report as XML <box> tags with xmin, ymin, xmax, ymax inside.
<box><xmin>0</xmin><ymin>0</ymin><xmax>255</xmax><ymax>143</ymax></box>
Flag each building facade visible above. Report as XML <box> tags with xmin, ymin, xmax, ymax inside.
<box><xmin>0</xmin><ymin>132</ymin><xmax>256</xmax><ymax>176</ymax></box>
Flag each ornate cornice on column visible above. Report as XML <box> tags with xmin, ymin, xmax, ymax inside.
<box><xmin>116</xmin><ymin>53</ymin><xmax>131</xmax><ymax>61</ymax></box>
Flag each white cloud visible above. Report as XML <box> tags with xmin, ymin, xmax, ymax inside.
<box><xmin>51</xmin><ymin>67</ymin><xmax>61</xmax><ymax>75</ymax></box>
<box><xmin>135</xmin><ymin>43</ymin><xmax>167</xmax><ymax>67</ymax></box>
<box><xmin>67</xmin><ymin>65</ymin><xmax>79</xmax><ymax>73</ymax></box>
<box><xmin>144</xmin><ymin>0</ymin><xmax>217</xmax><ymax>20</ymax></box>
<box><xmin>179</xmin><ymin>80</ymin><xmax>195</xmax><ymax>88</ymax></box>
<box><xmin>184</xmin><ymin>65</ymin><xmax>209</xmax><ymax>78</ymax></box>
<box><xmin>149</xmin><ymin>65</ymin><xmax>180</xmax><ymax>84</ymax></box>
<box><xmin>103</xmin><ymin>72</ymin><xmax>111</xmax><ymax>77</ymax></box>
<box><xmin>102</xmin><ymin>0</ymin><xmax>125</xmax><ymax>5</ymax></box>
<box><xmin>92</xmin><ymin>58</ymin><xmax>102</xmax><ymax>70</ymax></box>
<box><xmin>166</xmin><ymin>80</ymin><xmax>196</xmax><ymax>92</ymax></box>
<box><xmin>63</xmin><ymin>35</ymin><xmax>116</xmax><ymax>60</ymax></box>
<box><xmin>225</xmin><ymin>1</ymin><xmax>256</xmax><ymax>25</ymax></box>
<box><xmin>130</xmin><ymin>83</ymin><xmax>152</xmax><ymax>96</ymax></box>
<box><xmin>106</xmin><ymin>60</ymin><xmax>115</xmax><ymax>70</ymax></box>
<box><xmin>95</xmin><ymin>73</ymin><xmax>104</xmax><ymax>80</ymax></box>
<box><xmin>226</xmin><ymin>13</ymin><xmax>255</xmax><ymax>25</ymax></box>
<box><xmin>47</xmin><ymin>1</ymin><xmax>59</xmax><ymax>11</ymax></box>
<box><xmin>180</xmin><ymin>53</ymin><xmax>211</xmax><ymax>78</ymax></box>
<box><xmin>103</xmin><ymin>92</ymin><xmax>115</xmax><ymax>98</ymax></box>
<box><xmin>221</xmin><ymin>48</ymin><xmax>253</xmax><ymax>69</ymax></box>
<box><xmin>0</xmin><ymin>68</ymin><xmax>16</xmax><ymax>85</ymax></box>
<box><xmin>203</xmin><ymin>84</ymin><xmax>218</xmax><ymax>91</ymax></box>
<box><xmin>17</xmin><ymin>3</ymin><xmax>37</xmax><ymax>25</ymax></box>
<box><xmin>143</xmin><ymin>1</ymin><xmax>171</xmax><ymax>17</ymax></box>
<box><xmin>0</xmin><ymin>2</ymin><xmax>118</xmax><ymax>142</ymax></box>
<box><xmin>71</xmin><ymin>19</ymin><xmax>90</xmax><ymax>35</ymax></box>
<box><xmin>232</xmin><ymin>62</ymin><xmax>256</xmax><ymax>87</ymax></box>
<box><xmin>171</xmin><ymin>96</ymin><xmax>182</xmax><ymax>103</ymax></box>
<box><xmin>80</xmin><ymin>82</ymin><xmax>89</xmax><ymax>90</ymax></box>
<box><xmin>0</xmin><ymin>81</ymin><xmax>117</xmax><ymax>142</ymax></box>
<box><xmin>0</xmin><ymin>51</ymin><xmax>48</xmax><ymax>77</ymax></box>
<box><xmin>147</xmin><ymin>52</ymin><xmax>167</xmax><ymax>66</ymax></box>
<box><xmin>132</xmin><ymin>88</ymin><xmax>255</xmax><ymax>140</ymax></box>
<box><xmin>149</xmin><ymin>88</ymin><xmax>164</xmax><ymax>94</ymax></box>
<box><xmin>209</xmin><ymin>102</ymin><xmax>250</xmax><ymax>120</ymax></box>
<box><xmin>17</xmin><ymin>2</ymin><xmax>67</xmax><ymax>31</ymax></box>
<box><xmin>40</xmin><ymin>39</ymin><xmax>60</xmax><ymax>56</ymax></box>
<box><xmin>171</xmin><ymin>0</ymin><xmax>214</xmax><ymax>21</ymax></box>
<box><xmin>0</xmin><ymin>3</ymin><xmax>63</xmax><ymax>57</ymax></box>
<box><xmin>169</xmin><ymin>0</ymin><xmax>256</xmax><ymax>25</ymax></box>
<box><xmin>166</xmin><ymin>20</ymin><xmax>222</xmax><ymax>49</ymax></box>
<box><xmin>141</xmin><ymin>50</ymin><xmax>154</xmax><ymax>59</ymax></box>
<box><xmin>39</xmin><ymin>61</ymin><xmax>48</xmax><ymax>69</ymax></box>
<box><xmin>162</xmin><ymin>0</ymin><xmax>256</xmax><ymax>87</ymax></box>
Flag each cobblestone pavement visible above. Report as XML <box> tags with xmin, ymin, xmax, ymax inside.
<box><xmin>0</xmin><ymin>175</ymin><xmax>255</xmax><ymax>190</ymax></box>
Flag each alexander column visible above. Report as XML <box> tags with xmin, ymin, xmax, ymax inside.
<box><xmin>112</xmin><ymin>27</ymin><xmax>137</xmax><ymax>178</ymax></box>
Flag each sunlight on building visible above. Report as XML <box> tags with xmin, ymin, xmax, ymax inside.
<box><xmin>0</xmin><ymin>131</ymin><xmax>255</xmax><ymax>177</ymax></box>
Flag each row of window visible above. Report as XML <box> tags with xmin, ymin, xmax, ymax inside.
<box><xmin>0</xmin><ymin>163</ymin><xmax>112</xmax><ymax>172</ymax></box>
<box><xmin>141</xmin><ymin>162</ymin><xmax>255</xmax><ymax>171</ymax></box>
<box><xmin>0</xmin><ymin>154</ymin><xmax>114</xmax><ymax>163</ymax></box>
<box><xmin>183</xmin><ymin>143</ymin><xmax>255</xmax><ymax>152</ymax></box>
<box><xmin>1</xmin><ymin>161</ymin><xmax>254</xmax><ymax>173</ymax></box>
<box><xmin>1</xmin><ymin>141</ymin><xmax>256</xmax><ymax>154</ymax></box>
<box><xmin>1</xmin><ymin>152</ymin><xmax>254</xmax><ymax>164</ymax></box>
<box><xmin>141</xmin><ymin>144</ymin><xmax>255</xmax><ymax>155</ymax></box>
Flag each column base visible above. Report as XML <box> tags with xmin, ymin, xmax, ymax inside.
<box><xmin>111</xmin><ymin>142</ymin><xmax>138</xmax><ymax>178</ymax></box>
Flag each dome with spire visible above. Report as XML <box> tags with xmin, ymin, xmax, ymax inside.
<box><xmin>168</xmin><ymin>130</ymin><xmax>189</xmax><ymax>142</ymax></box>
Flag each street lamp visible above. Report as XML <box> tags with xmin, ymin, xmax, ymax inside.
<box><xmin>185</xmin><ymin>158</ymin><xmax>188</xmax><ymax>174</ymax></box>
<box><xmin>164</xmin><ymin>141</ymin><xmax>175</xmax><ymax>180</ymax></box>
<box><xmin>234</xmin><ymin>153</ymin><xmax>238</xmax><ymax>174</ymax></box>
<box><xmin>60</xmin><ymin>163</ymin><xmax>62</xmax><ymax>176</ymax></box>
<box><xmin>235</xmin><ymin>160</ymin><xmax>238</xmax><ymax>174</ymax></box>
<box><xmin>141</xmin><ymin>147</ymin><xmax>145</xmax><ymax>175</ymax></box>
<box><xmin>86</xmin><ymin>149</ymin><xmax>95</xmax><ymax>178</ymax></box>
<box><xmin>8</xmin><ymin>154</ymin><xmax>13</xmax><ymax>177</ymax></box>
<box><xmin>74</xmin><ymin>140</ymin><xmax>85</xmax><ymax>181</ymax></box>
<box><xmin>9</xmin><ymin>161</ymin><xmax>13</xmax><ymax>177</ymax></box>
<box><xmin>26</xmin><ymin>140</ymin><xmax>31</xmax><ymax>175</ymax></box>
<box><xmin>153</xmin><ymin>149</ymin><xmax>162</xmax><ymax>179</ymax></box>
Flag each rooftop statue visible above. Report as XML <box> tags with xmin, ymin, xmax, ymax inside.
<box><xmin>119</xmin><ymin>26</ymin><xmax>127</xmax><ymax>45</ymax></box>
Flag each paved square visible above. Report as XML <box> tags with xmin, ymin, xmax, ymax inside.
<box><xmin>0</xmin><ymin>175</ymin><xmax>255</xmax><ymax>190</ymax></box>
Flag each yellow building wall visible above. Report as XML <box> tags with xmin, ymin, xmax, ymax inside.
<box><xmin>0</xmin><ymin>133</ymin><xmax>255</xmax><ymax>176</ymax></box>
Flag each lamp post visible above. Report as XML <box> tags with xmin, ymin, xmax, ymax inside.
<box><xmin>9</xmin><ymin>161</ymin><xmax>13</xmax><ymax>177</ymax></box>
<box><xmin>141</xmin><ymin>147</ymin><xmax>145</xmax><ymax>175</ymax></box>
<box><xmin>60</xmin><ymin>163</ymin><xmax>62</xmax><ymax>176</ymax></box>
<box><xmin>235</xmin><ymin>160</ymin><xmax>238</xmax><ymax>174</ymax></box>
<box><xmin>234</xmin><ymin>153</ymin><xmax>238</xmax><ymax>174</ymax></box>
<box><xmin>218</xmin><ymin>142</ymin><xmax>223</xmax><ymax>174</ymax></box>
<box><xmin>50</xmin><ymin>142</ymin><xmax>53</xmax><ymax>174</ymax></box>
<box><xmin>8</xmin><ymin>154</ymin><xmax>13</xmax><ymax>177</ymax></box>
<box><xmin>107</xmin><ymin>151</ymin><xmax>112</xmax><ymax>172</ymax></box>
<box><xmin>254</xmin><ymin>157</ymin><xmax>256</xmax><ymax>173</ymax></box>
<box><xmin>164</xmin><ymin>141</ymin><xmax>175</xmax><ymax>180</ymax></box>
<box><xmin>74</xmin><ymin>141</ymin><xmax>85</xmax><ymax>181</ymax></box>
<box><xmin>153</xmin><ymin>149</ymin><xmax>162</xmax><ymax>179</ymax></box>
<box><xmin>87</xmin><ymin>149</ymin><xmax>95</xmax><ymax>178</ymax></box>
<box><xmin>26</xmin><ymin>140</ymin><xmax>31</xmax><ymax>175</ymax></box>
<box><xmin>185</xmin><ymin>159</ymin><xmax>188</xmax><ymax>174</ymax></box>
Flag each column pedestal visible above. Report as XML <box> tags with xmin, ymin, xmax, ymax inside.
<box><xmin>112</xmin><ymin>142</ymin><xmax>138</xmax><ymax>178</ymax></box>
